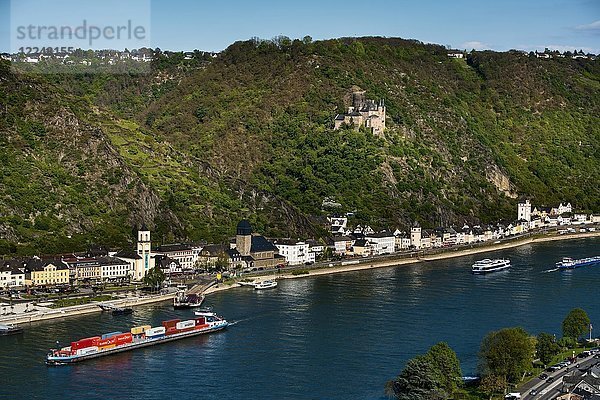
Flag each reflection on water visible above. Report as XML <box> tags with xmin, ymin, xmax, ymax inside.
<box><xmin>0</xmin><ymin>238</ymin><xmax>599</xmax><ymax>400</ymax></box>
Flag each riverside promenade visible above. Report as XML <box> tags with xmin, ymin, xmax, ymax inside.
<box><xmin>203</xmin><ymin>229</ymin><xmax>600</xmax><ymax>295</ymax></box>
<box><xmin>0</xmin><ymin>292</ymin><xmax>176</xmax><ymax>325</ymax></box>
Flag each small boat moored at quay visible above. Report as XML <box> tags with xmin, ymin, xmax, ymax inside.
<box><xmin>254</xmin><ymin>280</ymin><xmax>278</xmax><ymax>290</ymax></box>
<box><xmin>0</xmin><ymin>324</ymin><xmax>23</xmax><ymax>336</ymax></box>
<box><xmin>46</xmin><ymin>312</ymin><xmax>228</xmax><ymax>365</ymax></box>
<box><xmin>99</xmin><ymin>304</ymin><xmax>134</xmax><ymax>315</ymax></box>
<box><xmin>111</xmin><ymin>307</ymin><xmax>133</xmax><ymax>316</ymax></box>
<box><xmin>173</xmin><ymin>293</ymin><xmax>205</xmax><ymax>310</ymax></box>
<box><xmin>556</xmin><ymin>256</ymin><xmax>600</xmax><ymax>270</ymax></box>
<box><xmin>472</xmin><ymin>259</ymin><xmax>511</xmax><ymax>274</ymax></box>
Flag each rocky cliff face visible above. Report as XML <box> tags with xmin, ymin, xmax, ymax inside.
<box><xmin>0</xmin><ymin>64</ymin><xmax>169</xmax><ymax>253</ymax></box>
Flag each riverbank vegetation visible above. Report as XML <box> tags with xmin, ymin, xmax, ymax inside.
<box><xmin>386</xmin><ymin>342</ymin><xmax>462</xmax><ymax>400</ymax></box>
<box><xmin>49</xmin><ymin>295</ymin><xmax>115</xmax><ymax>309</ymax></box>
<box><xmin>386</xmin><ymin>308</ymin><xmax>596</xmax><ymax>399</ymax></box>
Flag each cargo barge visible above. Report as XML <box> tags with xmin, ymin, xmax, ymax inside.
<box><xmin>46</xmin><ymin>312</ymin><xmax>228</xmax><ymax>365</ymax></box>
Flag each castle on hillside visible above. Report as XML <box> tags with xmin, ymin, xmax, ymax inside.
<box><xmin>334</xmin><ymin>91</ymin><xmax>386</xmax><ymax>135</ymax></box>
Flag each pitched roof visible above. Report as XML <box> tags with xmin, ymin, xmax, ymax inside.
<box><xmin>274</xmin><ymin>239</ymin><xmax>304</xmax><ymax>246</ymax></box>
<box><xmin>563</xmin><ymin>373</ymin><xmax>600</xmax><ymax>387</ymax></box>
<box><xmin>366</xmin><ymin>231</ymin><xmax>394</xmax><ymax>239</ymax></box>
<box><xmin>251</xmin><ymin>235</ymin><xmax>277</xmax><ymax>252</ymax></box>
<box><xmin>0</xmin><ymin>260</ymin><xmax>26</xmax><ymax>274</ymax></box>
<box><xmin>113</xmin><ymin>249</ymin><xmax>142</xmax><ymax>260</ymax></box>
<box><xmin>154</xmin><ymin>255</ymin><xmax>180</xmax><ymax>268</ymax></box>
<box><xmin>201</xmin><ymin>244</ymin><xmax>226</xmax><ymax>256</ymax></box>
<box><xmin>97</xmin><ymin>256</ymin><xmax>129</xmax><ymax>266</ymax></box>
<box><xmin>24</xmin><ymin>258</ymin><xmax>69</xmax><ymax>271</ymax></box>
<box><xmin>333</xmin><ymin>236</ymin><xmax>352</xmax><ymax>242</ymax></box>
<box><xmin>226</xmin><ymin>248</ymin><xmax>241</xmax><ymax>259</ymax></box>
<box><xmin>157</xmin><ymin>243</ymin><xmax>192</xmax><ymax>253</ymax></box>
<box><xmin>353</xmin><ymin>239</ymin><xmax>368</xmax><ymax>247</ymax></box>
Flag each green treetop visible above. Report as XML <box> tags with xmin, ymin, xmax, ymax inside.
<box><xmin>562</xmin><ymin>308</ymin><xmax>591</xmax><ymax>340</ymax></box>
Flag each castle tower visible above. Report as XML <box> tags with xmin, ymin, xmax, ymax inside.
<box><xmin>236</xmin><ymin>220</ymin><xmax>253</xmax><ymax>256</ymax></box>
<box><xmin>411</xmin><ymin>222</ymin><xmax>422</xmax><ymax>250</ymax></box>
<box><xmin>518</xmin><ymin>200</ymin><xmax>532</xmax><ymax>222</ymax></box>
<box><xmin>137</xmin><ymin>225</ymin><xmax>152</xmax><ymax>279</ymax></box>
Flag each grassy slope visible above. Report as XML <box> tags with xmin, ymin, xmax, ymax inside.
<box><xmin>0</xmin><ymin>37</ymin><xmax>598</xmax><ymax>255</ymax></box>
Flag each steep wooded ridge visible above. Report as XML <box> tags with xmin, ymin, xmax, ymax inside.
<box><xmin>1</xmin><ymin>37</ymin><xmax>598</xmax><ymax>255</ymax></box>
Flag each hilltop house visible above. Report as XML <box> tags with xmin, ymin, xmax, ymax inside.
<box><xmin>334</xmin><ymin>91</ymin><xmax>386</xmax><ymax>135</ymax></box>
<box><xmin>328</xmin><ymin>216</ymin><xmax>348</xmax><ymax>235</ymax></box>
<box><xmin>447</xmin><ymin>51</ymin><xmax>465</xmax><ymax>59</ymax></box>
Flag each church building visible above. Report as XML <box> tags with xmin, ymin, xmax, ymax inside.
<box><xmin>114</xmin><ymin>225</ymin><xmax>156</xmax><ymax>282</ymax></box>
<box><xmin>233</xmin><ymin>220</ymin><xmax>282</xmax><ymax>269</ymax></box>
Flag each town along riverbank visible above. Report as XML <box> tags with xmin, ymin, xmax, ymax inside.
<box><xmin>204</xmin><ymin>230</ymin><xmax>600</xmax><ymax>295</ymax></box>
<box><xmin>1</xmin><ymin>237</ymin><xmax>599</xmax><ymax>400</ymax></box>
<box><xmin>0</xmin><ymin>292</ymin><xmax>176</xmax><ymax>325</ymax></box>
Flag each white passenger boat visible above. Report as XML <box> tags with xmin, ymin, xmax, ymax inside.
<box><xmin>556</xmin><ymin>256</ymin><xmax>600</xmax><ymax>270</ymax></box>
<box><xmin>254</xmin><ymin>280</ymin><xmax>278</xmax><ymax>290</ymax></box>
<box><xmin>472</xmin><ymin>259</ymin><xmax>511</xmax><ymax>274</ymax></box>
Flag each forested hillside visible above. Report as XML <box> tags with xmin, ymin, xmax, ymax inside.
<box><xmin>1</xmin><ymin>37</ymin><xmax>598</xmax><ymax>255</ymax></box>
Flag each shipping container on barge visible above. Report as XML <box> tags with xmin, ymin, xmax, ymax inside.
<box><xmin>46</xmin><ymin>312</ymin><xmax>228</xmax><ymax>365</ymax></box>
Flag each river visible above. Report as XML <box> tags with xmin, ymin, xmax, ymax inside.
<box><xmin>0</xmin><ymin>237</ymin><xmax>598</xmax><ymax>399</ymax></box>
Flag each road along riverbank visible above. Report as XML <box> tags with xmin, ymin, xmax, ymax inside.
<box><xmin>0</xmin><ymin>293</ymin><xmax>176</xmax><ymax>325</ymax></box>
<box><xmin>204</xmin><ymin>230</ymin><xmax>600</xmax><ymax>295</ymax></box>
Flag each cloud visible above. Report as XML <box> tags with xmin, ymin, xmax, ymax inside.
<box><xmin>461</xmin><ymin>41</ymin><xmax>490</xmax><ymax>51</ymax></box>
<box><xmin>575</xmin><ymin>20</ymin><xmax>600</xmax><ymax>32</ymax></box>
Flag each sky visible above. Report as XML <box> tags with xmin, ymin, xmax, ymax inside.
<box><xmin>0</xmin><ymin>0</ymin><xmax>599</xmax><ymax>53</ymax></box>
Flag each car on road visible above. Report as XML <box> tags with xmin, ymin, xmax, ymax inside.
<box><xmin>558</xmin><ymin>361</ymin><xmax>570</xmax><ymax>368</ymax></box>
<box><xmin>530</xmin><ymin>389</ymin><xmax>538</xmax><ymax>396</ymax></box>
<box><xmin>547</xmin><ymin>376</ymin><xmax>555</xmax><ymax>383</ymax></box>
<box><xmin>538</xmin><ymin>373</ymin><xmax>548</xmax><ymax>380</ymax></box>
